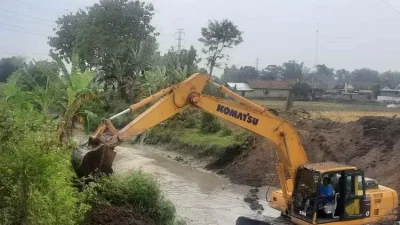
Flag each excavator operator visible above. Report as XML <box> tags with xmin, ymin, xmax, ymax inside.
<box><xmin>319</xmin><ymin>177</ymin><xmax>334</xmax><ymax>204</ymax></box>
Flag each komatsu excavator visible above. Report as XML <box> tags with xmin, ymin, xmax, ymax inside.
<box><xmin>72</xmin><ymin>73</ymin><xmax>399</xmax><ymax>225</ymax></box>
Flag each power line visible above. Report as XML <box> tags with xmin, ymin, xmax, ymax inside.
<box><xmin>13</xmin><ymin>0</ymin><xmax>61</xmax><ymax>15</ymax></box>
<box><xmin>0</xmin><ymin>7</ymin><xmax>54</xmax><ymax>24</ymax></box>
<box><xmin>0</xmin><ymin>21</ymin><xmax>51</xmax><ymax>33</ymax></box>
<box><xmin>175</xmin><ymin>28</ymin><xmax>185</xmax><ymax>52</ymax></box>
<box><xmin>381</xmin><ymin>0</ymin><xmax>400</xmax><ymax>14</ymax></box>
<box><xmin>0</xmin><ymin>25</ymin><xmax>48</xmax><ymax>37</ymax></box>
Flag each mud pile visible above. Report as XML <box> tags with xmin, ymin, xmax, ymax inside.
<box><xmin>84</xmin><ymin>204</ymin><xmax>156</xmax><ymax>225</ymax></box>
<box><xmin>223</xmin><ymin>116</ymin><xmax>400</xmax><ymax>193</ymax></box>
<box><xmin>300</xmin><ymin>116</ymin><xmax>400</xmax><ymax>193</ymax></box>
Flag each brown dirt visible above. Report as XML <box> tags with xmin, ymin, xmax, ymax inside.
<box><xmin>223</xmin><ymin>116</ymin><xmax>400</xmax><ymax>194</ymax></box>
<box><xmin>84</xmin><ymin>204</ymin><xmax>156</xmax><ymax>225</ymax></box>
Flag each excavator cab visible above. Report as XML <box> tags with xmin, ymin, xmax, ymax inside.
<box><xmin>290</xmin><ymin>162</ymin><xmax>371</xmax><ymax>224</ymax></box>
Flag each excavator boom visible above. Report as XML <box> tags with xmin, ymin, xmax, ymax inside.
<box><xmin>72</xmin><ymin>73</ymin><xmax>307</xmax><ymax>196</ymax></box>
<box><xmin>71</xmin><ymin>73</ymin><xmax>398</xmax><ymax>225</ymax></box>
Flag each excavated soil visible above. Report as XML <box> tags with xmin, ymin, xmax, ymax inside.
<box><xmin>84</xmin><ymin>204</ymin><xmax>156</xmax><ymax>225</ymax></box>
<box><xmin>223</xmin><ymin>116</ymin><xmax>400</xmax><ymax>194</ymax></box>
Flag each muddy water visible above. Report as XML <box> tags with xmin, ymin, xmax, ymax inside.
<box><xmin>112</xmin><ymin>145</ymin><xmax>281</xmax><ymax>225</ymax></box>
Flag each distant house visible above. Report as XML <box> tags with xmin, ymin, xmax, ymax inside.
<box><xmin>377</xmin><ymin>86</ymin><xmax>400</xmax><ymax>102</ymax></box>
<box><xmin>329</xmin><ymin>82</ymin><xmax>374</xmax><ymax>101</ymax></box>
<box><xmin>245</xmin><ymin>80</ymin><xmax>292</xmax><ymax>98</ymax></box>
<box><xmin>225</xmin><ymin>82</ymin><xmax>254</xmax><ymax>96</ymax></box>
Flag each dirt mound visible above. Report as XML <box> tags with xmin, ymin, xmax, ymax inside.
<box><xmin>223</xmin><ymin>136</ymin><xmax>279</xmax><ymax>187</ymax></box>
<box><xmin>300</xmin><ymin>116</ymin><xmax>400</xmax><ymax>193</ymax></box>
<box><xmin>223</xmin><ymin>116</ymin><xmax>400</xmax><ymax>194</ymax></box>
<box><xmin>84</xmin><ymin>204</ymin><xmax>156</xmax><ymax>225</ymax></box>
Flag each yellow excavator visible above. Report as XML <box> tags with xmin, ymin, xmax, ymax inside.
<box><xmin>72</xmin><ymin>73</ymin><xmax>399</xmax><ymax>225</ymax></box>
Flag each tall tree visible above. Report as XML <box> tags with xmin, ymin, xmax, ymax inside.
<box><xmin>221</xmin><ymin>65</ymin><xmax>240</xmax><ymax>83</ymax></box>
<box><xmin>0</xmin><ymin>57</ymin><xmax>25</xmax><ymax>82</ymax></box>
<box><xmin>239</xmin><ymin>66</ymin><xmax>258</xmax><ymax>81</ymax></box>
<box><xmin>316</xmin><ymin>64</ymin><xmax>334</xmax><ymax>77</ymax></box>
<box><xmin>260</xmin><ymin>65</ymin><xmax>282</xmax><ymax>80</ymax></box>
<box><xmin>198</xmin><ymin>19</ymin><xmax>243</xmax><ymax>76</ymax></box>
<box><xmin>281</xmin><ymin>60</ymin><xmax>304</xmax><ymax>81</ymax></box>
<box><xmin>49</xmin><ymin>0</ymin><xmax>158</xmax><ymax>67</ymax></box>
<box><xmin>351</xmin><ymin>68</ymin><xmax>380</xmax><ymax>83</ymax></box>
<box><xmin>335</xmin><ymin>69</ymin><xmax>351</xmax><ymax>82</ymax></box>
<box><xmin>380</xmin><ymin>70</ymin><xmax>400</xmax><ymax>88</ymax></box>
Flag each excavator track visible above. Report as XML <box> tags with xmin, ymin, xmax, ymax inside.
<box><xmin>235</xmin><ymin>215</ymin><xmax>292</xmax><ymax>225</ymax></box>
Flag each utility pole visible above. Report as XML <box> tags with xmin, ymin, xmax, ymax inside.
<box><xmin>175</xmin><ymin>29</ymin><xmax>185</xmax><ymax>52</ymax></box>
<box><xmin>315</xmin><ymin>22</ymin><xmax>319</xmax><ymax>66</ymax></box>
<box><xmin>256</xmin><ymin>58</ymin><xmax>259</xmax><ymax>71</ymax></box>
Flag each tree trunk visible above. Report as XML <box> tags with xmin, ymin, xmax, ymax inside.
<box><xmin>117</xmin><ymin>81</ymin><xmax>128</xmax><ymax>102</ymax></box>
<box><xmin>285</xmin><ymin>90</ymin><xmax>294</xmax><ymax>112</ymax></box>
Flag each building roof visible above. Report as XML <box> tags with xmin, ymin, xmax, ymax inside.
<box><xmin>381</xmin><ymin>86</ymin><xmax>400</xmax><ymax>92</ymax></box>
<box><xmin>226</xmin><ymin>82</ymin><xmax>254</xmax><ymax>91</ymax></box>
<box><xmin>247</xmin><ymin>80</ymin><xmax>292</xmax><ymax>90</ymax></box>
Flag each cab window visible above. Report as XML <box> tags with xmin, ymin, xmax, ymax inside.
<box><xmin>292</xmin><ymin>168</ymin><xmax>319</xmax><ymax>221</ymax></box>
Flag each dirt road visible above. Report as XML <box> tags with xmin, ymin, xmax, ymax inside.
<box><xmin>112</xmin><ymin>145</ymin><xmax>281</xmax><ymax>225</ymax></box>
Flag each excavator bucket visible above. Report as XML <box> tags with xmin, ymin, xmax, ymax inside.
<box><xmin>71</xmin><ymin>136</ymin><xmax>116</xmax><ymax>178</ymax></box>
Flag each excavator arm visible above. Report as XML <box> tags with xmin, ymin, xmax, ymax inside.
<box><xmin>72</xmin><ymin>73</ymin><xmax>308</xmax><ymax>204</ymax></box>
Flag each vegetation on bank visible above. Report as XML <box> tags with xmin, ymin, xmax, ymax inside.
<box><xmin>82</xmin><ymin>172</ymin><xmax>181</xmax><ymax>225</ymax></box>
<box><xmin>142</xmin><ymin>109</ymin><xmax>250</xmax><ymax>159</ymax></box>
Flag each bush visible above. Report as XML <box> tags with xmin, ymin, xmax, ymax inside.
<box><xmin>85</xmin><ymin>171</ymin><xmax>176</xmax><ymax>225</ymax></box>
<box><xmin>200</xmin><ymin>112</ymin><xmax>221</xmax><ymax>133</ymax></box>
<box><xmin>220</xmin><ymin>125</ymin><xmax>233</xmax><ymax>136</ymax></box>
<box><xmin>0</xmin><ymin>102</ymin><xmax>89</xmax><ymax>225</ymax></box>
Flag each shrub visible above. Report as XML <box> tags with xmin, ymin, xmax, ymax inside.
<box><xmin>85</xmin><ymin>171</ymin><xmax>176</xmax><ymax>225</ymax></box>
<box><xmin>220</xmin><ymin>125</ymin><xmax>233</xmax><ymax>136</ymax></box>
<box><xmin>200</xmin><ymin>112</ymin><xmax>221</xmax><ymax>133</ymax></box>
<box><xmin>0</xmin><ymin>102</ymin><xmax>89</xmax><ymax>225</ymax></box>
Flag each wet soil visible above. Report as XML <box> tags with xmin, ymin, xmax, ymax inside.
<box><xmin>84</xmin><ymin>204</ymin><xmax>156</xmax><ymax>225</ymax></box>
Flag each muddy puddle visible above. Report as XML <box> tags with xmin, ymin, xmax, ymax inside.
<box><xmin>112</xmin><ymin>145</ymin><xmax>281</xmax><ymax>225</ymax></box>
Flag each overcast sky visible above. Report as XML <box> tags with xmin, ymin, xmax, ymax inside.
<box><xmin>1</xmin><ymin>0</ymin><xmax>400</xmax><ymax>76</ymax></box>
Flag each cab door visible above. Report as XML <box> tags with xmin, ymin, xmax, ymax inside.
<box><xmin>343</xmin><ymin>170</ymin><xmax>368</xmax><ymax>220</ymax></box>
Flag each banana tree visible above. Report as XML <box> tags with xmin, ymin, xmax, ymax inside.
<box><xmin>53</xmin><ymin>53</ymin><xmax>99</xmax><ymax>142</ymax></box>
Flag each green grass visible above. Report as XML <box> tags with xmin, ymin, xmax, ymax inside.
<box><xmin>178</xmin><ymin>128</ymin><xmax>241</xmax><ymax>148</ymax></box>
<box><xmin>144</xmin><ymin>123</ymin><xmax>249</xmax><ymax>159</ymax></box>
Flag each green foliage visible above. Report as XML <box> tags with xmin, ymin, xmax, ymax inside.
<box><xmin>292</xmin><ymin>82</ymin><xmax>311</xmax><ymax>98</ymax></box>
<box><xmin>281</xmin><ymin>60</ymin><xmax>304</xmax><ymax>80</ymax></box>
<box><xmin>49</xmin><ymin>0</ymin><xmax>157</xmax><ymax>66</ymax></box>
<box><xmin>0</xmin><ymin>101</ymin><xmax>89</xmax><ymax>225</ymax></box>
<box><xmin>260</xmin><ymin>65</ymin><xmax>281</xmax><ymax>80</ymax></box>
<box><xmin>351</xmin><ymin>68</ymin><xmax>380</xmax><ymax>83</ymax></box>
<box><xmin>85</xmin><ymin>172</ymin><xmax>176</xmax><ymax>225</ymax></box>
<box><xmin>0</xmin><ymin>56</ymin><xmax>25</xmax><ymax>82</ymax></box>
<box><xmin>220</xmin><ymin>125</ymin><xmax>233</xmax><ymax>136</ymax></box>
<box><xmin>316</xmin><ymin>64</ymin><xmax>334</xmax><ymax>77</ymax></box>
<box><xmin>199</xmin><ymin>19</ymin><xmax>243</xmax><ymax>76</ymax></box>
<box><xmin>380</xmin><ymin>70</ymin><xmax>400</xmax><ymax>88</ymax></box>
<box><xmin>200</xmin><ymin>112</ymin><xmax>221</xmax><ymax>133</ymax></box>
<box><xmin>221</xmin><ymin>65</ymin><xmax>258</xmax><ymax>83</ymax></box>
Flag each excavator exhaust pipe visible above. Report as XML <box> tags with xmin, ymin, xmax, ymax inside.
<box><xmin>71</xmin><ymin>136</ymin><xmax>116</xmax><ymax>178</ymax></box>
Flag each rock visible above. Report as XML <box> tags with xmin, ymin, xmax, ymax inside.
<box><xmin>174</xmin><ymin>156</ymin><xmax>183</xmax><ymax>162</ymax></box>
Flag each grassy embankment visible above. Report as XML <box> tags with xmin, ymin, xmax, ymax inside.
<box><xmin>142</xmin><ymin>110</ymin><xmax>250</xmax><ymax>160</ymax></box>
